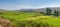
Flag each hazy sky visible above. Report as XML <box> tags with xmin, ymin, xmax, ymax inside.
<box><xmin>0</xmin><ymin>0</ymin><xmax>60</xmax><ymax>10</ymax></box>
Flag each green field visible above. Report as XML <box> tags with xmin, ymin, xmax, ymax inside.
<box><xmin>0</xmin><ymin>11</ymin><xmax>60</xmax><ymax>27</ymax></box>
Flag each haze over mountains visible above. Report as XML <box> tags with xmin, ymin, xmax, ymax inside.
<box><xmin>18</xmin><ymin>7</ymin><xmax>60</xmax><ymax>12</ymax></box>
<box><xmin>0</xmin><ymin>7</ymin><xmax>60</xmax><ymax>12</ymax></box>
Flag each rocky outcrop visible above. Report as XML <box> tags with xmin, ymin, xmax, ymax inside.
<box><xmin>0</xmin><ymin>16</ymin><xmax>16</xmax><ymax>27</ymax></box>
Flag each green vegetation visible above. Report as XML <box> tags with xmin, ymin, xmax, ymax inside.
<box><xmin>54</xmin><ymin>10</ymin><xmax>59</xmax><ymax>16</ymax></box>
<box><xmin>46</xmin><ymin>7</ymin><xmax>52</xmax><ymax>15</ymax></box>
<box><xmin>0</xmin><ymin>8</ymin><xmax>60</xmax><ymax>27</ymax></box>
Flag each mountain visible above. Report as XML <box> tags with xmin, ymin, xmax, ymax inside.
<box><xmin>0</xmin><ymin>7</ymin><xmax>60</xmax><ymax>12</ymax></box>
<box><xmin>17</xmin><ymin>7</ymin><xmax>60</xmax><ymax>14</ymax></box>
<box><xmin>16</xmin><ymin>9</ymin><xmax>35</xmax><ymax>12</ymax></box>
<box><xmin>33</xmin><ymin>7</ymin><xmax>60</xmax><ymax>13</ymax></box>
<box><xmin>0</xmin><ymin>9</ymin><xmax>9</xmax><ymax>12</ymax></box>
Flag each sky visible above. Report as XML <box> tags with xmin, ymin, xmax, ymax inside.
<box><xmin>0</xmin><ymin>0</ymin><xmax>60</xmax><ymax>10</ymax></box>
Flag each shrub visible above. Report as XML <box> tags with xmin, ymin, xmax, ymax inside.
<box><xmin>54</xmin><ymin>10</ymin><xmax>59</xmax><ymax>16</ymax></box>
<box><xmin>46</xmin><ymin>7</ymin><xmax>52</xmax><ymax>15</ymax></box>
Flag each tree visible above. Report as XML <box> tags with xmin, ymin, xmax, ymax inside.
<box><xmin>46</xmin><ymin>7</ymin><xmax>52</xmax><ymax>15</ymax></box>
<box><xmin>54</xmin><ymin>10</ymin><xmax>59</xmax><ymax>16</ymax></box>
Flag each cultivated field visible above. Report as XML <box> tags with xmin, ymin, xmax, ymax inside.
<box><xmin>0</xmin><ymin>11</ymin><xmax>60</xmax><ymax>27</ymax></box>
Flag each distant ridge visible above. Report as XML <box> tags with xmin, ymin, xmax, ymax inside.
<box><xmin>0</xmin><ymin>7</ymin><xmax>60</xmax><ymax>12</ymax></box>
